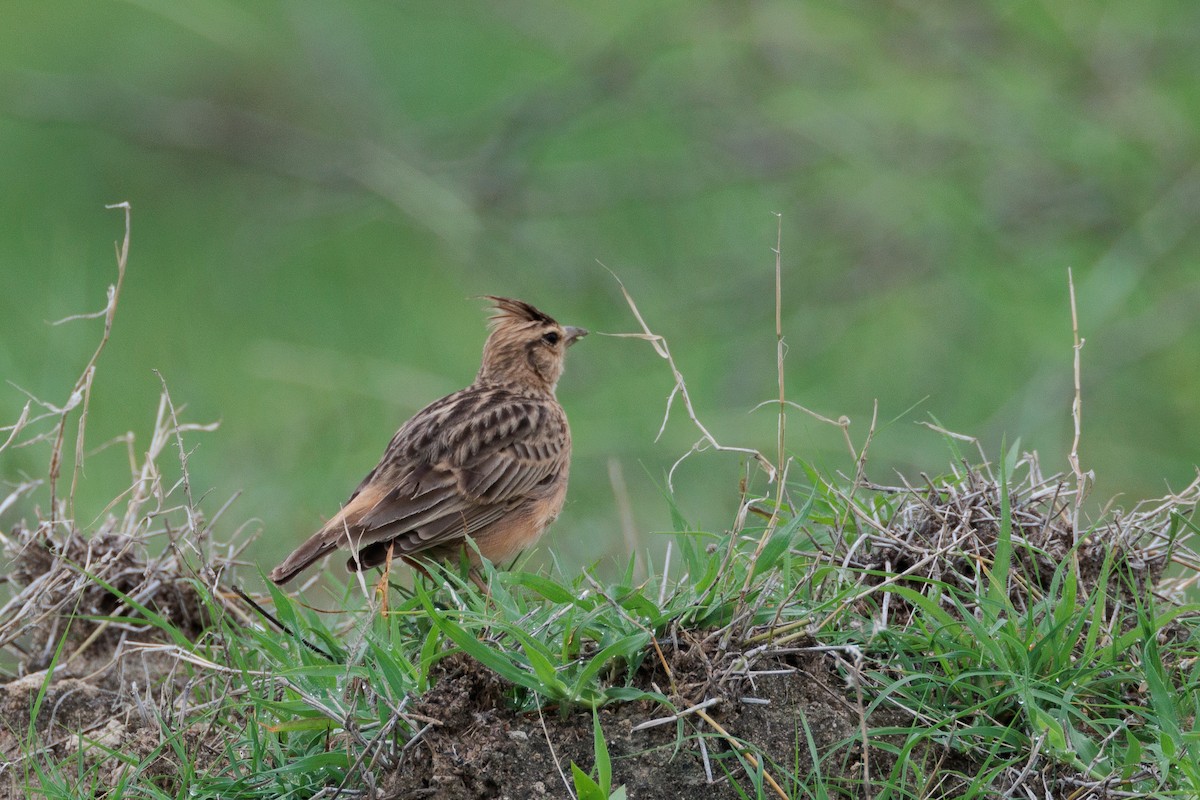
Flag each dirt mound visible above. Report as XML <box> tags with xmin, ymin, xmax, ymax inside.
<box><xmin>384</xmin><ymin>647</ymin><xmax>950</xmax><ymax>799</ymax></box>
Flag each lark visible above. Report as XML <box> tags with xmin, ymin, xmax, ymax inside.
<box><xmin>269</xmin><ymin>297</ymin><xmax>586</xmax><ymax>586</ymax></box>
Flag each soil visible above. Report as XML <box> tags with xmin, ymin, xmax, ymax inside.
<box><xmin>382</xmin><ymin>646</ymin><xmax>964</xmax><ymax>799</ymax></box>
<box><xmin>0</xmin><ymin>623</ymin><xmax>944</xmax><ymax>800</ymax></box>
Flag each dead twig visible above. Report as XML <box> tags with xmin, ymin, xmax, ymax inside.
<box><xmin>599</xmin><ymin>264</ymin><xmax>776</xmax><ymax>490</ymax></box>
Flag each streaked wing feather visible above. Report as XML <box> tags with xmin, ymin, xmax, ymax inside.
<box><xmin>342</xmin><ymin>388</ymin><xmax>566</xmax><ymax>557</ymax></box>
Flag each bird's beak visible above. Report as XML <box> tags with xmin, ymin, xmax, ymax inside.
<box><xmin>563</xmin><ymin>326</ymin><xmax>588</xmax><ymax>346</ymax></box>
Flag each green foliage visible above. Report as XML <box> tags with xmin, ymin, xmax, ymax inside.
<box><xmin>865</xmin><ymin>505</ymin><xmax>1200</xmax><ymax>797</ymax></box>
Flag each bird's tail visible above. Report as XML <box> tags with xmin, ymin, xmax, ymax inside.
<box><xmin>268</xmin><ymin>486</ymin><xmax>385</xmax><ymax>584</ymax></box>
<box><xmin>268</xmin><ymin>528</ymin><xmax>340</xmax><ymax>584</ymax></box>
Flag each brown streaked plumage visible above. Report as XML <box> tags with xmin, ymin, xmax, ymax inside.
<box><xmin>268</xmin><ymin>297</ymin><xmax>586</xmax><ymax>585</ymax></box>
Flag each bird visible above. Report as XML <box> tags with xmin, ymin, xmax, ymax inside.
<box><xmin>268</xmin><ymin>296</ymin><xmax>587</xmax><ymax>586</ymax></box>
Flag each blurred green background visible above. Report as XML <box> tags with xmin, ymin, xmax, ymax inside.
<box><xmin>1</xmin><ymin>2</ymin><xmax>1197</xmax><ymax>580</ymax></box>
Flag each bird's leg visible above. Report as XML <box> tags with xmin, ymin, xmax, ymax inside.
<box><xmin>468</xmin><ymin>567</ymin><xmax>489</xmax><ymax>595</ymax></box>
<box><xmin>374</xmin><ymin>545</ymin><xmax>395</xmax><ymax>615</ymax></box>
<box><xmin>403</xmin><ymin>555</ymin><xmax>437</xmax><ymax>585</ymax></box>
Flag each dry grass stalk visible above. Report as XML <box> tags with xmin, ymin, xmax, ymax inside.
<box><xmin>599</xmin><ymin>264</ymin><xmax>776</xmax><ymax>490</ymax></box>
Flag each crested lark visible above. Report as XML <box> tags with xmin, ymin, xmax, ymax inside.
<box><xmin>269</xmin><ymin>297</ymin><xmax>586</xmax><ymax>585</ymax></box>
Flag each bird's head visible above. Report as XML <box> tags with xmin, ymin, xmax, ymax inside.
<box><xmin>476</xmin><ymin>296</ymin><xmax>587</xmax><ymax>393</ymax></box>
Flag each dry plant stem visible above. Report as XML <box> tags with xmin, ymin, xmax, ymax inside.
<box><xmin>0</xmin><ymin>401</ymin><xmax>31</xmax><ymax>455</ymax></box>
<box><xmin>0</xmin><ymin>480</ymin><xmax>38</xmax><ymax>520</ymax></box>
<box><xmin>67</xmin><ymin>366</ymin><xmax>96</xmax><ymax>525</ymax></box>
<box><xmin>694</xmin><ymin>708</ymin><xmax>790</xmax><ymax>800</ymax></box>
<box><xmin>755</xmin><ymin>399</ymin><xmax>853</xmax><ymax>455</ymax></box>
<box><xmin>48</xmin><ymin>202</ymin><xmax>130</xmax><ymax>525</ymax></box>
<box><xmin>833</xmin><ymin>400</ymin><xmax>879</xmax><ymax>559</ymax></box>
<box><xmin>122</xmin><ymin>642</ymin><xmax>274</xmax><ymax>677</ymax></box>
<box><xmin>1067</xmin><ymin>268</ymin><xmax>1088</xmax><ymax>541</ymax></box>
<box><xmin>336</xmin><ymin>698</ymin><xmax>412</xmax><ymax>794</ymax></box>
<box><xmin>599</xmin><ymin>265</ymin><xmax>775</xmax><ymax>489</ymax></box>
<box><xmin>849</xmin><ymin>401</ymin><xmax>878</xmax><ymax>491</ymax></box>
<box><xmin>119</xmin><ymin>391</ymin><xmax>218</xmax><ymax>535</ymax></box>
<box><xmin>534</xmin><ymin>695</ymin><xmax>574</xmax><ymax>798</ymax></box>
<box><xmin>843</xmin><ymin>650</ymin><xmax>872</xmax><ymax>799</ymax></box>
<box><xmin>773</xmin><ymin>214</ymin><xmax>784</xmax><ymax>482</ymax></box>
<box><xmin>696</xmin><ymin>734</ymin><xmax>713</xmax><ymax>784</ymax></box>
<box><xmin>740</xmin><ymin>216</ymin><xmax>790</xmax><ymax>599</ymax></box>
<box><xmin>630</xmin><ymin>696</ymin><xmax>720</xmax><ymax>732</ymax></box>
<box><xmin>658</xmin><ymin>539</ymin><xmax>673</xmax><ymax>606</ymax></box>
<box><xmin>156</xmin><ymin>371</ymin><xmax>206</xmax><ymax>559</ymax></box>
<box><xmin>915</xmin><ymin>422</ymin><xmax>992</xmax><ymax>471</ymax></box>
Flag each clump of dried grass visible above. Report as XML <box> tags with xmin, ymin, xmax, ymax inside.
<box><xmin>0</xmin><ymin>385</ymin><xmax>242</xmax><ymax>680</ymax></box>
<box><xmin>0</xmin><ymin>206</ymin><xmax>247</xmax><ymax>787</ymax></box>
<box><xmin>856</xmin><ymin>452</ymin><xmax>1200</xmax><ymax>626</ymax></box>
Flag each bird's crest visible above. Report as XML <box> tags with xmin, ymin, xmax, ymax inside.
<box><xmin>483</xmin><ymin>296</ymin><xmax>557</xmax><ymax>329</ymax></box>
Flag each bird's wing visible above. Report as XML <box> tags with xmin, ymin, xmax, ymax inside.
<box><xmin>269</xmin><ymin>387</ymin><xmax>568</xmax><ymax>584</ymax></box>
<box><xmin>353</xmin><ymin>388</ymin><xmax>568</xmax><ymax>551</ymax></box>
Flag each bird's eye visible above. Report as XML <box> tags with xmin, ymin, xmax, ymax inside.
<box><xmin>542</xmin><ymin>331</ymin><xmax>560</xmax><ymax>345</ymax></box>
